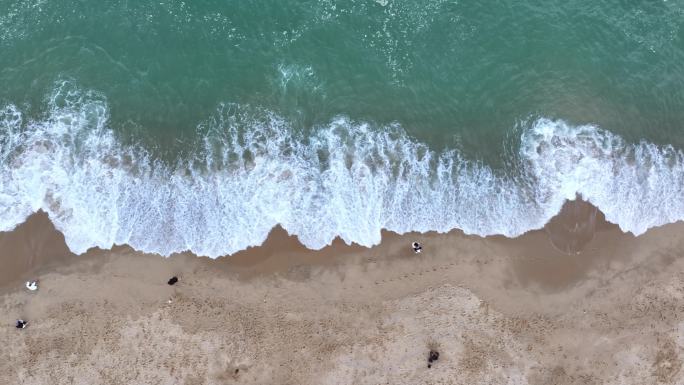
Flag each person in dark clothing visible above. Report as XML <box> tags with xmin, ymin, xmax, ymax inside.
<box><xmin>412</xmin><ymin>242</ymin><xmax>423</xmax><ymax>254</ymax></box>
<box><xmin>15</xmin><ymin>320</ymin><xmax>27</xmax><ymax>329</ymax></box>
<box><xmin>167</xmin><ymin>276</ymin><xmax>178</xmax><ymax>285</ymax></box>
<box><xmin>427</xmin><ymin>350</ymin><xmax>439</xmax><ymax>368</ymax></box>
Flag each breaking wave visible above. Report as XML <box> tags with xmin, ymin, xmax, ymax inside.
<box><xmin>1</xmin><ymin>84</ymin><xmax>683</xmax><ymax>257</ymax></box>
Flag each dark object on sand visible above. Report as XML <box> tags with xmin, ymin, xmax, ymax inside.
<box><xmin>412</xmin><ymin>242</ymin><xmax>423</xmax><ymax>253</ymax></box>
<box><xmin>15</xmin><ymin>320</ymin><xmax>27</xmax><ymax>329</ymax></box>
<box><xmin>427</xmin><ymin>350</ymin><xmax>439</xmax><ymax>368</ymax></box>
<box><xmin>167</xmin><ymin>276</ymin><xmax>178</xmax><ymax>285</ymax></box>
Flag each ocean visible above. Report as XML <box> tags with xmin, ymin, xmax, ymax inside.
<box><xmin>1</xmin><ymin>0</ymin><xmax>683</xmax><ymax>257</ymax></box>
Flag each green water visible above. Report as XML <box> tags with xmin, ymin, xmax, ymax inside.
<box><xmin>2</xmin><ymin>0</ymin><xmax>684</xmax><ymax>257</ymax></box>
<box><xmin>2</xmin><ymin>0</ymin><xmax>683</xmax><ymax>160</ymax></box>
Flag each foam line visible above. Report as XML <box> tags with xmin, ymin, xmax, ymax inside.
<box><xmin>1</xmin><ymin>84</ymin><xmax>682</xmax><ymax>257</ymax></box>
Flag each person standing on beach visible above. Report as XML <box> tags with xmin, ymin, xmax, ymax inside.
<box><xmin>25</xmin><ymin>281</ymin><xmax>38</xmax><ymax>291</ymax></box>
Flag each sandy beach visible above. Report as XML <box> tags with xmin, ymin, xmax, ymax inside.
<box><xmin>1</xmin><ymin>206</ymin><xmax>683</xmax><ymax>385</ymax></box>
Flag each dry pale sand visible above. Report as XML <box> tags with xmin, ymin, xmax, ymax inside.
<box><xmin>1</xmin><ymin>205</ymin><xmax>684</xmax><ymax>385</ymax></box>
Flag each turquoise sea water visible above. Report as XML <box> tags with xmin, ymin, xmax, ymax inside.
<box><xmin>1</xmin><ymin>0</ymin><xmax>683</xmax><ymax>256</ymax></box>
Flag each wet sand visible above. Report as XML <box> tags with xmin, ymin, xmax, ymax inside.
<box><xmin>1</xmin><ymin>205</ymin><xmax>683</xmax><ymax>384</ymax></box>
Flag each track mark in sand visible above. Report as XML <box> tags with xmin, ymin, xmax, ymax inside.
<box><xmin>340</xmin><ymin>258</ymin><xmax>466</xmax><ymax>292</ymax></box>
<box><xmin>653</xmin><ymin>339</ymin><xmax>682</xmax><ymax>383</ymax></box>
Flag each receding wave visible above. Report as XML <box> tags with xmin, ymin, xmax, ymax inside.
<box><xmin>1</xmin><ymin>84</ymin><xmax>683</xmax><ymax>257</ymax></box>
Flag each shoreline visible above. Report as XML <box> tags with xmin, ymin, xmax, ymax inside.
<box><xmin>0</xmin><ymin>199</ymin><xmax>620</xmax><ymax>288</ymax></box>
<box><xmin>1</xmin><ymin>209</ymin><xmax>683</xmax><ymax>384</ymax></box>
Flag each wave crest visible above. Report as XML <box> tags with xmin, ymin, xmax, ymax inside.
<box><xmin>1</xmin><ymin>86</ymin><xmax>682</xmax><ymax>257</ymax></box>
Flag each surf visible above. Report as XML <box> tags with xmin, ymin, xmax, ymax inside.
<box><xmin>1</xmin><ymin>85</ymin><xmax>683</xmax><ymax>258</ymax></box>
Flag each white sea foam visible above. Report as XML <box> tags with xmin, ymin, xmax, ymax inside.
<box><xmin>1</xmin><ymin>85</ymin><xmax>683</xmax><ymax>257</ymax></box>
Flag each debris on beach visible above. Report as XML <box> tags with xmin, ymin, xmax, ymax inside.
<box><xmin>167</xmin><ymin>276</ymin><xmax>179</xmax><ymax>285</ymax></box>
